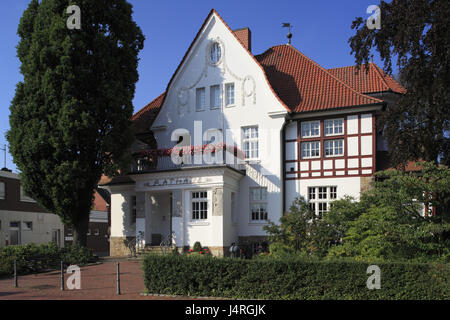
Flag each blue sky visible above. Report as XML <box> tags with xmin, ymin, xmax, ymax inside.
<box><xmin>0</xmin><ymin>0</ymin><xmax>389</xmax><ymax>172</ymax></box>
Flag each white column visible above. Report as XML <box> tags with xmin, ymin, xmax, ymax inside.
<box><xmin>144</xmin><ymin>192</ymin><xmax>152</xmax><ymax>245</ymax></box>
<box><xmin>135</xmin><ymin>192</ymin><xmax>146</xmax><ymax>245</ymax></box>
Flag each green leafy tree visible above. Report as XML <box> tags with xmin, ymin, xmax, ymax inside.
<box><xmin>349</xmin><ymin>0</ymin><xmax>450</xmax><ymax>166</ymax></box>
<box><xmin>7</xmin><ymin>0</ymin><xmax>144</xmax><ymax>246</ymax></box>
<box><xmin>264</xmin><ymin>197</ymin><xmax>333</xmax><ymax>257</ymax></box>
<box><xmin>327</xmin><ymin>163</ymin><xmax>450</xmax><ymax>261</ymax></box>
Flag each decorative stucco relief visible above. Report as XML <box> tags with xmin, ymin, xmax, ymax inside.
<box><xmin>176</xmin><ymin>37</ymin><xmax>256</xmax><ymax>115</ymax></box>
<box><xmin>212</xmin><ymin>187</ymin><xmax>223</xmax><ymax>216</ymax></box>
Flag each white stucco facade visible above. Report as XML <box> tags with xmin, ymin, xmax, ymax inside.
<box><xmin>105</xmin><ymin>10</ymin><xmax>395</xmax><ymax>257</ymax></box>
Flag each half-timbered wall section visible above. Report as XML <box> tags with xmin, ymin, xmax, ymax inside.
<box><xmin>285</xmin><ymin>112</ymin><xmax>376</xmax><ymax>180</ymax></box>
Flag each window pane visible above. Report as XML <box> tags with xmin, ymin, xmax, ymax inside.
<box><xmin>301</xmin><ymin>122</ymin><xmax>310</xmax><ymax>137</ymax></box>
<box><xmin>319</xmin><ymin>187</ymin><xmax>327</xmax><ymax>199</ymax></box>
<box><xmin>308</xmin><ymin>187</ymin><xmax>316</xmax><ymax>200</ymax></box>
<box><xmin>260</xmin><ymin>188</ymin><xmax>267</xmax><ymax>201</ymax></box>
<box><xmin>210</xmin><ymin>85</ymin><xmax>221</xmax><ymax>108</ymax></box>
<box><xmin>311</xmin><ymin>121</ymin><xmax>320</xmax><ymax>136</ymax></box>
<box><xmin>252</xmin><ymin>127</ymin><xmax>258</xmax><ymax>138</ymax></box>
<box><xmin>196</xmin><ymin>88</ymin><xmax>205</xmax><ymax>110</ymax></box>
<box><xmin>330</xmin><ymin>187</ymin><xmax>337</xmax><ymax>199</ymax></box>
<box><xmin>312</xmin><ymin>142</ymin><xmax>320</xmax><ymax>157</ymax></box>
<box><xmin>251</xmin><ymin>188</ymin><xmax>260</xmax><ymax>201</ymax></box>
<box><xmin>226</xmin><ymin>83</ymin><xmax>235</xmax><ymax>105</ymax></box>
<box><xmin>0</xmin><ymin>182</ymin><xmax>4</xmax><ymax>199</ymax></box>
<box><xmin>242</xmin><ymin>126</ymin><xmax>259</xmax><ymax>159</ymax></box>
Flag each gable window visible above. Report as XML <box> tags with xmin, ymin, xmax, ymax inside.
<box><xmin>250</xmin><ymin>187</ymin><xmax>268</xmax><ymax>221</ymax></box>
<box><xmin>301</xmin><ymin>121</ymin><xmax>320</xmax><ymax>138</ymax></box>
<box><xmin>242</xmin><ymin>126</ymin><xmax>259</xmax><ymax>159</ymax></box>
<box><xmin>0</xmin><ymin>182</ymin><xmax>5</xmax><ymax>200</ymax></box>
<box><xmin>191</xmin><ymin>191</ymin><xmax>208</xmax><ymax>220</ymax></box>
<box><xmin>308</xmin><ymin>186</ymin><xmax>337</xmax><ymax>218</ymax></box>
<box><xmin>225</xmin><ymin>83</ymin><xmax>235</xmax><ymax>106</ymax></box>
<box><xmin>196</xmin><ymin>87</ymin><xmax>206</xmax><ymax>111</ymax></box>
<box><xmin>210</xmin><ymin>85</ymin><xmax>221</xmax><ymax>109</ymax></box>
<box><xmin>301</xmin><ymin>141</ymin><xmax>320</xmax><ymax>159</ymax></box>
<box><xmin>210</xmin><ymin>42</ymin><xmax>222</xmax><ymax>64</ymax></box>
<box><xmin>324</xmin><ymin>119</ymin><xmax>344</xmax><ymax>136</ymax></box>
<box><xmin>324</xmin><ymin>139</ymin><xmax>344</xmax><ymax>157</ymax></box>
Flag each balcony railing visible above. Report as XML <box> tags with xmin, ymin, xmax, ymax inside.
<box><xmin>130</xmin><ymin>144</ymin><xmax>246</xmax><ymax>173</ymax></box>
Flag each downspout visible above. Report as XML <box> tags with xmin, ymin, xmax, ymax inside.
<box><xmin>281</xmin><ymin>113</ymin><xmax>294</xmax><ymax>215</ymax></box>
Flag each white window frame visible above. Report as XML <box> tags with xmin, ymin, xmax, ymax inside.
<box><xmin>191</xmin><ymin>191</ymin><xmax>208</xmax><ymax>221</ymax></box>
<box><xmin>324</xmin><ymin>118</ymin><xmax>344</xmax><ymax>136</ymax></box>
<box><xmin>225</xmin><ymin>83</ymin><xmax>235</xmax><ymax>106</ymax></box>
<box><xmin>0</xmin><ymin>181</ymin><xmax>5</xmax><ymax>200</ymax></box>
<box><xmin>210</xmin><ymin>85</ymin><xmax>221</xmax><ymax>109</ymax></box>
<box><xmin>301</xmin><ymin>120</ymin><xmax>320</xmax><ymax>138</ymax></box>
<box><xmin>307</xmin><ymin>186</ymin><xmax>338</xmax><ymax>218</ymax></box>
<box><xmin>324</xmin><ymin>139</ymin><xmax>344</xmax><ymax>157</ymax></box>
<box><xmin>196</xmin><ymin>87</ymin><xmax>206</xmax><ymax>111</ymax></box>
<box><xmin>249</xmin><ymin>187</ymin><xmax>268</xmax><ymax>222</ymax></box>
<box><xmin>301</xmin><ymin>141</ymin><xmax>320</xmax><ymax>159</ymax></box>
<box><xmin>242</xmin><ymin>126</ymin><xmax>259</xmax><ymax>160</ymax></box>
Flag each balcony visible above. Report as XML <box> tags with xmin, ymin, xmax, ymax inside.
<box><xmin>130</xmin><ymin>144</ymin><xmax>246</xmax><ymax>173</ymax></box>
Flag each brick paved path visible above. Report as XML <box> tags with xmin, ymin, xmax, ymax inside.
<box><xmin>0</xmin><ymin>259</ymin><xmax>200</xmax><ymax>300</ymax></box>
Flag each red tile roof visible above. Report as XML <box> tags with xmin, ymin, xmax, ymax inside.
<box><xmin>254</xmin><ymin>45</ymin><xmax>383</xmax><ymax>112</ymax></box>
<box><xmin>132</xmin><ymin>10</ymin><xmax>398</xmax><ymax>122</ymax></box>
<box><xmin>132</xmin><ymin>92</ymin><xmax>166</xmax><ymax>121</ymax></box>
<box><xmin>132</xmin><ymin>92</ymin><xmax>165</xmax><ymax>133</ymax></box>
<box><xmin>328</xmin><ymin>63</ymin><xmax>407</xmax><ymax>94</ymax></box>
<box><xmin>93</xmin><ymin>191</ymin><xmax>108</xmax><ymax>212</ymax></box>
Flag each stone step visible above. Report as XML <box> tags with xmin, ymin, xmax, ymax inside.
<box><xmin>137</xmin><ymin>245</ymin><xmax>175</xmax><ymax>255</ymax></box>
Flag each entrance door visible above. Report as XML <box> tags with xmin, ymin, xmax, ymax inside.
<box><xmin>9</xmin><ymin>221</ymin><xmax>21</xmax><ymax>245</ymax></box>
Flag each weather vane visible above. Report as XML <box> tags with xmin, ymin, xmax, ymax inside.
<box><xmin>282</xmin><ymin>23</ymin><xmax>293</xmax><ymax>45</ymax></box>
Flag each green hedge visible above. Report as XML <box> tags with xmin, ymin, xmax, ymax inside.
<box><xmin>142</xmin><ymin>254</ymin><xmax>449</xmax><ymax>299</ymax></box>
<box><xmin>0</xmin><ymin>243</ymin><xmax>98</xmax><ymax>277</ymax></box>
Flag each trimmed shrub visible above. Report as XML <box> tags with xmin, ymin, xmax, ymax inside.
<box><xmin>0</xmin><ymin>243</ymin><xmax>98</xmax><ymax>277</ymax></box>
<box><xmin>142</xmin><ymin>254</ymin><xmax>449</xmax><ymax>299</ymax></box>
<box><xmin>193</xmin><ymin>241</ymin><xmax>202</xmax><ymax>253</ymax></box>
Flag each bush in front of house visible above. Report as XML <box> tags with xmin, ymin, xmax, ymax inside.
<box><xmin>0</xmin><ymin>243</ymin><xmax>98</xmax><ymax>277</ymax></box>
<box><xmin>142</xmin><ymin>253</ymin><xmax>449</xmax><ymax>299</ymax></box>
<box><xmin>192</xmin><ymin>241</ymin><xmax>202</xmax><ymax>253</ymax></box>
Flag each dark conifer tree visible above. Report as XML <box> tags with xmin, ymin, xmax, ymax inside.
<box><xmin>8</xmin><ymin>0</ymin><xmax>144</xmax><ymax>246</ymax></box>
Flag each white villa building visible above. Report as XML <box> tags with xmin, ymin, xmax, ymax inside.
<box><xmin>102</xmin><ymin>9</ymin><xmax>406</xmax><ymax>257</ymax></box>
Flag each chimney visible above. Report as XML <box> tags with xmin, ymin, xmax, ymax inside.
<box><xmin>233</xmin><ymin>27</ymin><xmax>252</xmax><ymax>52</ymax></box>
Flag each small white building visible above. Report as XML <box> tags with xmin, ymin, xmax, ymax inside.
<box><xmin>103</xmin><ymin>9</ymin><xmax>405</xmax><ymax>257</ymax></box>
<box><xmin>0</xmin><ymin>169</ymin><xmax>65</xmax><ymax>247</ymax></box>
